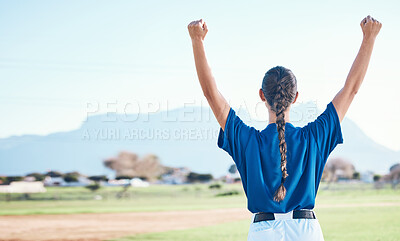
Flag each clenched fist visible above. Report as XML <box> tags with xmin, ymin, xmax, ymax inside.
<box><xmin>188</xmin><ymin>19</ymin><xmax>208</xmax><ymax>41</ymax></box>
<box><xmin>360</xmin><ymin>15</ymin><xmax>382</xmax><ymax>40</ymax></box>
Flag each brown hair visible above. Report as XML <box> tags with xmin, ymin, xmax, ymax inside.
<box><xmin>261</xmin><ymin>66</ymin><xmax>297</xmax><ymax>202</ymax></box>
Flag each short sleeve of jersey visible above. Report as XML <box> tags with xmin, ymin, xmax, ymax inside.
<box><xmin>217</xmin><ymin>107</ymin><xmax>254</xmax><ymax>169</ymax></box>
<box><xmin>303</xmin><ymin>101</ymin><xmax>344</xmax><ymax>163</ymax></box>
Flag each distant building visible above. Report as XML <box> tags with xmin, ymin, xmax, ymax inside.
<box><xmin>360</xmin><ymin>171</ymin><xmax>374</xmax><ymax>183</ymax></box>
<box><xmin>43</xmin><ymin>176</ymin><xmax>66</xmax><ymax>186</ymax></box>
<box><xmin>0</xmin><ymin>181</ymin><xmax>46</xmax><ymax>193</ymax></box>
<box><xmin>106</xmin><ymin>177</ymin><xmax>149</xmax><ymax>187</ymax></box>
<box><xmin>217</xmin><ymin>174</ymin><xmax>241</xmax><ymax>184</ymax></box>
<box><xmin>106</xmin><ymin>179</ymin><xmax>131</xmax><ymax>186</ymax></box>
<box><xmin>63</xmin><ymin>176</ymin><xmax>92</xmax><ymax>187</ymax></box>
<box><xmin>43</xmin><ymin>176</ymin><xmax>92</xmax><ymax>187</ymax></box>
<box><xmin>130</xmin><ymin>177</ymin><xmax>149</xmax><ymax>187</ymax></box>
<box><xmin>23</xmin><ymin>176</ymin><xmax>36</xmax><ymax>182</ymax></box>
<box><xmin>160</xmin><ymin>167</ymin><xmax>191</xmax><ymax>184</ymax></box>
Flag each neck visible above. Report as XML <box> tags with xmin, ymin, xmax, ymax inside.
<box><xmin>268</xmin><ymin>109</ymin><xmax>291</xmax><ymax>124</ymax></box>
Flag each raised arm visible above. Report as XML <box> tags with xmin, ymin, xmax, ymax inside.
<box><xmin>188</xmin><ymin>19</ymin><xmax>230</xmax><ymax>131</ymax></box>
<box><xmin>332</xmin><ymin>15</ymin><xmax>382</xmax><ymax>122</ymax></box>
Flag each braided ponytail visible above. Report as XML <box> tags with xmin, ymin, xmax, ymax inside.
<box><xmin>273</xmin><ymin>86</ymin><xmax>289</xmax><ymax>202</ymax></box>
<box><xmin>261</xmin><ymin>66</ymin><xmax>297</xmax><ymax>203</ymax></box>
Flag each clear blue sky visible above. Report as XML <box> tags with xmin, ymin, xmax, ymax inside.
<box><xmin>1</xmin><ymin>0</ymin><xmax>399</xmax><ymax>150</ymax></box>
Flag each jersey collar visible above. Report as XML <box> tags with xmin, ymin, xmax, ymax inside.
<box><xmin>261</xmin><ymin>122</ymin><xmax>295</xmax><ymax>133</ymax></box>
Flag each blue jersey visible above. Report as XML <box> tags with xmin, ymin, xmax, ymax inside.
<box><xmin>217</xmin><ymin>102</ymin><xmax>343</xmax><ymax>213</ymax></box>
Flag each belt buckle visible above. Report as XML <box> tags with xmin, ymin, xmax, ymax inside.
<box><xmin>274</xmin><ymin>210</ymin><xmax>293</xmax><ymax>220</ymax></box>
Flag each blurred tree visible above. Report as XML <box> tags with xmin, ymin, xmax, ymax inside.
<box><xmin>322</xmin><ymin>158</ymin><xmax>355</xmax><ymax>185</ymax></box>
<box><xmin>0</xmin><ymin>176</ymin><xmax>7</xmax><ymax>185</ymax></box>
<box><xmin>89</xmin><ymin>175</ymin><xmax>108</xmax><ymax>182</ymax></box>
<box><xmin>215</xmin><ymin>190</ymin><xmax>239</xmax><ymax>197</ymax></box>
<box><xmin>5</xmin><ymin>176</ymin><xmax>23</xmax><ymax>184</ymax></box>
<box><xmin>228</xmin><ymin>164</ymin><xmax>237</xmax><ymax>174</ymax></box>
<box><xmin>352</xmin><ymin>172</ymin><xmax>360</xmax><ymax>180</ymax></box>
<box><xmin>187</xmin><ymin>172</ymin><xmax>213</xmax><ymax>183</ymax></box>
<box><xmin>45</xmin><ymin>171</ymin><xmax>63</xmax><ymax>177</ymax></box>
<box><xmin>382</xmin><ymin>163</ymin><xmax>400</xmax><ymax>189</ymax></box>
<box><xmin>373</xmin><ymin>174</ymin><xmax>382</xmax><ymax>182</ymax></box>
<box><xmin>66</xmin><ymin>171</ymin><xmax>82</xmax><ymax>177</ymax></box>
<box><xmin>26</xmin><ymin>172</ymin><xmax>45</xmax><ymax>181</ymax></box>
<box><xmin>115</xmin><ymin>175</ymin><xmax>133</xmax><ymax>180</ymax></box>
<box><xmin>85</xmin><ymin>183</ymin><xmax>100</xmax><ymax>192</ymax></box>
<box><xmin>209</xmin><ymin>183</ymin><xmax>222</xmax><ymax>189</ymax></box>
<box><xmin>63</xmin><ymin>173</ymin><xmax>79</xmax><ymax>183</ymax></box>
<box><xmin>104</xmin><ymin>152</ymin><xmax>166</xmax><ymax>181</ymax></box>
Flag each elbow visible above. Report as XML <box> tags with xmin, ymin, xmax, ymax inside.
<box><xmin>203</xmin><ymin>89</ymin><xmax>217</xmax><ymax>101</ymax></box>
<box><xmin>344</xmin><ymin>85</ymin><xmax>360</xmax><ymax>96</ymax></box>
<box><xmin>204</xmin><ymin>92</ymin><xmax>213</xmax><ymax>101</ymax></box>
<box><xmin>351</xmin><ymin>89</ymin><xmax>359</xmax><ymax>95</ymax></box>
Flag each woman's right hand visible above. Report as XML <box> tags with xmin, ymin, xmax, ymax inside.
<box><xmin>188</xmin><ymin>19</ymin><xmax>208</xmax><ymax>41</ymax></box>
<box><xmin>360</xmin><ymin>15</ymin><xmax>382</xmax><ymax>41</ymax></box>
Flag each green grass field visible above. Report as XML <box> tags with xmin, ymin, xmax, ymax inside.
<box><xmin>105</xmin><ymin>183</ymin><xmax>400</xmax><ymax>241</ymax></box>
<box><xmin>109</xmin><ymin>205</ymin><xmax>400</xmax><ymax>241</ymax></box>
<box><xmin>0</xmin><ymin>183</ymin><xmax>399</xmax><ymax>215</ymax></box>
<box><xmin>0</xmin><ymin>184</ymin><xmax>247</xmax><ymax>215</ymax></box>
<box><xmin>1</xmin><ymin>182</ymin><xmax>399</xmax><ymax>240</ymax></box>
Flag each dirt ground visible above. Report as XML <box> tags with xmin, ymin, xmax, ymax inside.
<box><xmin>0</xmin><ymin>208</ymin><xmax>251</xmax><ymax>241</ymax></box>
<box><xmin>1</xmin><ymin>202</ymin><xmax>399</xmax><ymax>241</ymax></box>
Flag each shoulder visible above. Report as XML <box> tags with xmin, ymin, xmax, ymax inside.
<box><xmin>301</xmin><ymin>101</ymin><xmax>340</xmax><ymax>131</ymax></box>
<box><xmin>225</xmin><ymin>107</ymin><xmax>257</xmax><ymax>132</ymax></box>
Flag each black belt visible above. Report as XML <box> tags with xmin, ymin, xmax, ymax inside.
<box><xmin>253</xmin><ymin>209</ymin><xmax>316</xmax><ymax>223</ymax></box>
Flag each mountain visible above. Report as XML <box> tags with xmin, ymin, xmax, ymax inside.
<box><xmin>0</xmin><ymin>102</ymin><xmax>398</xmax><ymax>177</ymax></box>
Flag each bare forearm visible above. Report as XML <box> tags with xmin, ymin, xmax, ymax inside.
<box><xmin>191</xmin><ymin>39</ymin><xmax>218</xmax><ymax>98</ymax></box>
<box><xmin>344</xmin><ymin>37</ymin><xmax>376</xmax><ymax>94</ymax></box>
<box><xmin>332</xmin><ymin>15</ymin><xmax>381</xmax><ymax>122</ymax></box>
<box><xmin>191</xmin><ymin>38</ymin><xmax>230</xmax><ymax>129</ymax></box>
